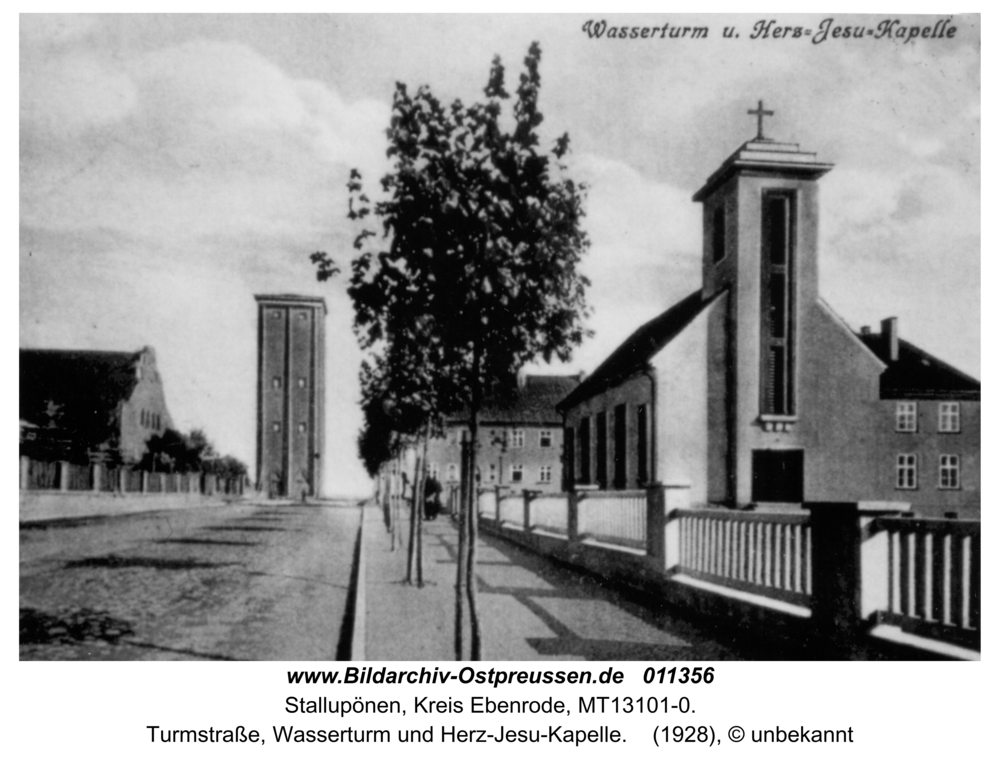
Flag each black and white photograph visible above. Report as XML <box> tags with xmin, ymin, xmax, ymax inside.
<box><xmin>19</xmin><ymin>9</ymin><xmax>980</xmax><ymax>677</ymax></box>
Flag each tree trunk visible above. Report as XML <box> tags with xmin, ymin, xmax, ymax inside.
<box><xmin>454</xmin><ymin>435</ymin><xmax>469</xmax><ymax>660</ymax></box>
<box><xmin>466</xmin><ymin>405</ymin><xmax>482</xmax><ymax>661</ymax></box>
<box><xmin>415</xmin><ymin>432</ymin><xmax>428</xmax><ymax>587</ymax></box>
<box><xmin>406</xmin><ymin>451</ymin><xmax>422</xmax><ymax>584</ymax></box>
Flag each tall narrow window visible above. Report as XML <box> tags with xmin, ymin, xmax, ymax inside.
<box><xmin>712</xmin><ymin>204</ymin><xmax>726</xmax><ymax>263</ymax></box>
<box><xmin>613</xmin><ymin>404</ymin><xmax>627</xmax><ymax>489</ymax></box>
<box><xmin>596</xmin><ymin>411</ymin><xmax>608</xmax><ymax>489</ymax></box>
<box><xmin>761</xmin><ymin>191</ymin><xmax>795</xmax><ymax>415</ymax></box>
<box><xmin>563</xmin><ymin>427</ymin><xmax>575</xmax><ymax>491</ymax></box>
<box><xmin>579</xmin><ymin>417</ymin><xmax>591</xmax><ymax>485</ymax></box>
<box><xmin>637</xmin><ymin>404</ymin><xmax>648</xmax><ymax>485</ymax></box>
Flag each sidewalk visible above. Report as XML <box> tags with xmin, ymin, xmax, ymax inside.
<box><xmin>361</xmin><ymin>505</ymin><xmax>739</xmax><ymax>661</ymax></box>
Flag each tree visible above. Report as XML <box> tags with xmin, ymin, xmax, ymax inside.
<box><xmin>315</xmin><ymin>42</ymin><xmax>590</xmax><ymax>660</ymax></box>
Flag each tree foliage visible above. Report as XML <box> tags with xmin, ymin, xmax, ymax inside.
<box><xmin>314</xmin><ymin>42</ymin><xmax>591</xmax><ymax>659</ymax></box>
<box><xmin>337</xmin><ymin>42</ymin><xmax>590</xmax><ymax>414</ymax></box>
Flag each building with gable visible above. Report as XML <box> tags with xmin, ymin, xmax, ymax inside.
<box><xmin>557</xmin><ymin>113</ymin><xmax>980</xmax><ymax>518</ymax></box>
<box><xmin>19</xmin><ymin>346</ymin><xmax>174</xmax><ymax>465</ymax></box>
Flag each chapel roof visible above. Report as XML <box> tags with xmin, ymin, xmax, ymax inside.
<box><xmin>557</xmin><ymin>289</ymin><xmax>720</xmax><ymax>411</ymax></box>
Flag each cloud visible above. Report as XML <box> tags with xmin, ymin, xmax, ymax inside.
<box><xmin>21</xmin><ymin>37</ymin><xmax>391</xmax><ymax>248</ymax></box>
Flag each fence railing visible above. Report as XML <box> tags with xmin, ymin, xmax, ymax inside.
<box><xmin>870</xmin><ymin>516</ymin><xmax>980</xmax><ymax>649</ymax></box>
<box><xmin>673</xmin><ymin>509</ymin><xmax>811</xmax><ymax>607</ymax></box>
<box><xmin>529</xmin><ymin>494</ymin><xmax>569</xmax><ymax>535</ymax></box>
<box><xmin>578</xmin><ymin>490</ymin><xmax>646</xmax><ymax>548</ymax></box>
<box><xmin>498</xmin><ymin>493</ymin><xmax>525</xmax><ymax>527</ymax></box>
<box><xmin>19</xmin><ymin>457</ymin><xmax>245</xmax><ymax>497</ymax></box>
<box><xmin>474</xmin><ymin>487</ymin><xmax>980</xmax><ymax>657</ymax></box>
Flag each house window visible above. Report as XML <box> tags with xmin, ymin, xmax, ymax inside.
<box><xmin>896</xmin><ymin>454</ymin><xmax>917</xmax><ymax>490</ymax></box>
<box><xmin>939</xmin><ymin>455</ymin><xmax>960</xmax><ymax>490</ymax></box>
<box><xmin>637</xmin><ymin>404</ymin><xmax>648</xmax><ymax>484</ymax></box>
<box><xmin>539</xmin><ymin>465</ymin><xmax>552</xmax><ymax>483</ymax></box>
<box><xmin>579</xmin><ymin>417</ymin><xmax>591</xmax><ymax>484</ymax></box>
<box><xmin>510</xmin><ymin>429</ymin><xmax>525</xmax><ymax>448</ymax></box>
<box><xmin>712</xmin><ymin>204</ymin><xmax>726</xmax><ymax>263</ymax></box>
<box><xmin>938</xmin><ymin>402</ymin><xmax>960</xmax><ymax>433</ymax></box>
<box><xmin>511</xmin><ymin>464</ymin><xmax>524</xmax><ymax>483</ymax></box>
<box><xmin>539</xmin><ymin>430</ymin><xmax>553</xmax><ymax>448</ymax></box>
<box><xmin>760</xmin><ymin>191</ymin><xmax>796</xmax><ymax>416</ymax></box>
<box><xmin>447</xmin><ymin>463</ymin><xmax>458</xmax><ymax>482</ymax></box>
<box><xmin>896</xmin><ymin>401</ymin><xmax>917</xmax><ymax>432</ymax></box>
<box><xmin>613</xmin><ymin>404</ymin><xmax>627</xmax><ymax>489</ymax></box>
<box><xmin>272</xmin><ymin>377</ymin><xmax>282</xmax><ymax>389</ymax></box>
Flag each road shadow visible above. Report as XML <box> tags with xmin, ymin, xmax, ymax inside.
<box><xmin>154</xmin><ymin>538</ymin><xmax>260</xmax><ymax>547</ymax></box>
<box><xmin>20</xmin><ymin>606</ymin><xmax>134</xmax><ymax>646</ymax></box>
<box><xmin>21</xmin><ymin>516</ymin><xmax>115</xmax><ymax>531</ymax></box>
<box><xmin>64</xmin><ymin>555</ymin><xmax>236</xmax><ymax>571</ymax></box>
<box><xmin>204</xmin><ymin>525</ymin><xmax>291</xmax><ymax>532</ymax></box>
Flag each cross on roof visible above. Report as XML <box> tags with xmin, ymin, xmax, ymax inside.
<box><xmin>748</xmin><ymin>100</ymin><xmax>774</xmax><ymax>140</ymax></box>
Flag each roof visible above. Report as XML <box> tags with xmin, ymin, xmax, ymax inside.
<box><xmin>20</xmin><ymin>348</ymin><xmax>144</xmax><ymax>435</ymax></box>
<box><xmin>558</xmin><ymin>289</ymin><xmax>720</xmax><ymax>411</ymax></box>
<box><xmin>448</xmin><ymin>374</ymin><xmax>580</xmax><ymax>426</ymax></box>
<box><xmin>857</xmin><ymin>335</ymin><xmax>981</xmax><ymax>401</ymax></box>
<box><xmin>693</xmin><ymin>139</ymin><xmax>833</xmax><ymax>202</ymax></box>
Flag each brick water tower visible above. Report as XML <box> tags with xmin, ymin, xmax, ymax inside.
<box><xmin>255</xmin><ymin>294</ymin><xmax>326</xmax><ymax>499</ymax></box>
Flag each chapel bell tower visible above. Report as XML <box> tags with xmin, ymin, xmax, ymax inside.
<box><xmin>694</xmin><ymin>102</ymin><xmax>833</xmax><ymax>506</ymax></box>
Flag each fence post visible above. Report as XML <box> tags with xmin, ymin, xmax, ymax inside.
<box><xmin>567</xmin><ymin>490</ymin><xmax>580</xmax><ymax>545</ymax></box>
<box><xmin>806</xmin><ymin>503</ymin><xmax>861</xmax><ymax>652</ymax></box>
<box><xmin>92</xmin><ymin>463</ymin><xmax>102</xmax><ymax>493</ymax></box>
<box><xmin>523</xmin><ymin>489</ymin><xmax>532</xmax><ymax>532</ymax></box>
<box><xmin>59</xmin><ymin>461</ymin><xmax>71</xmax><ymax>492</ymax></box>
<box><xmin>118</xmin><ymin>467</ymin><xmax>127</xmax><ymax>494</ymax></box>
<box><xmin>142</xmin><ymin>471</ymin><xmax>150</xmax><ymax>494</ymax></box>
<box><xmin>645</xmin><ymin>483</ymin><xmax>667</xmax><ymax>569</ymax></box>
<box><xmin>663</xmin><ymin>482</ymin><xmax>690</xmax><ymax>570</ymax></box>
<box><xmin>20</xmin><ymin>456</ymin><xmax>30</xmax><ymax>490</ymax></box>
<box><xmin>808</xmin><ymin>502</ymin><xmax>912</xmax><ymax>654</ymax></box>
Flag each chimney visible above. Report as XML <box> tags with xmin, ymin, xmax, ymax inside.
<box><xmin>860</xmin><ymin>325</ymin><xmax>871</xmax><ymax>336</ymax></box>
<box><xmin>880</xmin><ymin>317</ymin><xmax>899</xmax><ymax>362</ymax></box>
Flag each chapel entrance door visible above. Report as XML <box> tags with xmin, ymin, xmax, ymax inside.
<box><xmin>751</xmin><ymin>449</ymin><xmax>804</xmax><ymax>503</ymax></box>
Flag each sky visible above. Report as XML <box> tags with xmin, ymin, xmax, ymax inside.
<box><xmin>19</xmin><ymin>13</ymin><xmax>980</xmax><ymax>497</ymax></box>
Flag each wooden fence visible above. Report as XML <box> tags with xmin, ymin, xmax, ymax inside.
<box><xmin>19</xmin><ymin>457</ymin><xmax>245</xmax><ymax>497</ymax></box>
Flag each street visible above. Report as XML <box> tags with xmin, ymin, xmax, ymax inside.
<box><xmin>20</xmin><ymin>499</ymin><xmax>361</xmax><ymax>660</ymax></box>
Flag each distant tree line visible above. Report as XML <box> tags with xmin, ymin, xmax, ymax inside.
<box><xmin>139</xmin><ymin>428</ymin><xmax>248</xmax><ymax>478</ymax></box>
